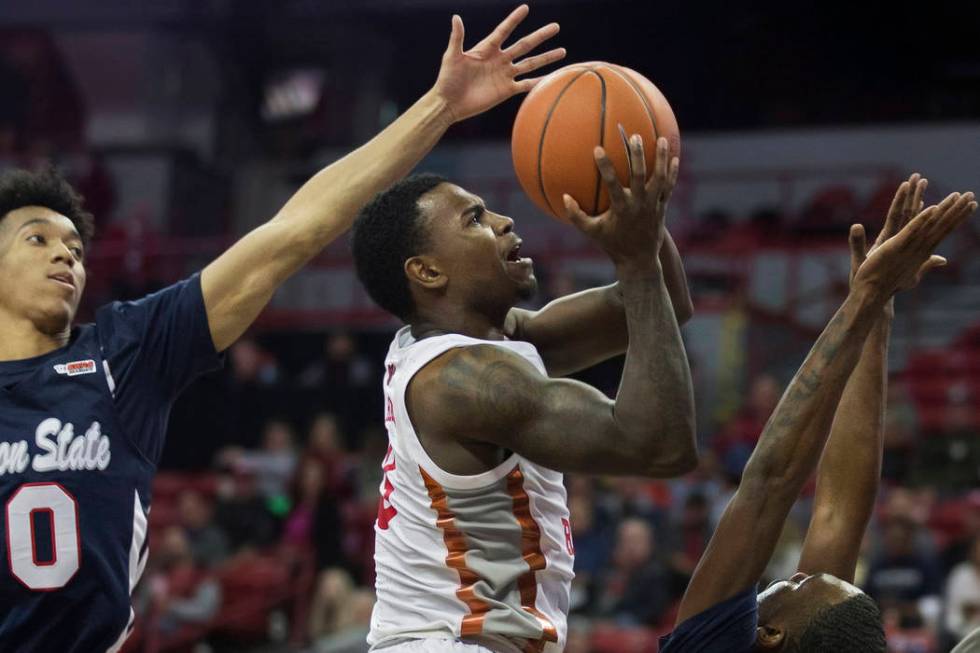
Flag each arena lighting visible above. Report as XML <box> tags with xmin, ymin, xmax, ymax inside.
<box><xmin>261</xmin><ymin>68</ymin><xmax>326</xmax><ymax>122</ymax></box>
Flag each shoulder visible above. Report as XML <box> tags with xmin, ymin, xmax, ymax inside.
<box><xmin>95</xmin><ymin>276</ymin><xmax>203</xmax><ymax>327</ymax></box>
<box><xmin>409</xmin><ymin>344</ymin><xmax>545</xmax><ymax>434</ymax></box>
<box><xmin>660</xmin><ymin>586</ymin><xmax>759</xmax><ymax>653</ymax></box>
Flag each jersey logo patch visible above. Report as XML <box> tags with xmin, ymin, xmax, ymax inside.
<box><xmin>53</xmin><ymin>360</ymin><xmax>97</xmax><ymax>377</ymax></box>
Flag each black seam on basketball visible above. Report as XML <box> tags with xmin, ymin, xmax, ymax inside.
<box><xmin>536</xmin><ymin>69</ymin><xmax>593</xmax><ymax>217</ymax></box>
<box><xmin>611</xmin><ymin>66</ymin><xmax>661</xmax><ymax>141</ymax></box>
<box><xmin>592</xmin><ymin>70</ymin><xmax>607</xmax><ymax>215</ymax></box>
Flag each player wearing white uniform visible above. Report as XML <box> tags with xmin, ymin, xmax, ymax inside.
<box><xmin>353</xmin><ymin>133</ymin><xmax>697</xmax><ymax>653</ymax></box>
<box><xmin>372</xmin><ymin>330</ymin><xmax>575</xmax><ymax>652</ymax></box>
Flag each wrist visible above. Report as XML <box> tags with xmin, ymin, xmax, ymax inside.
<box><xmin>421</xmin><ymin>88</ymin><xmax>457</xmax><ymax>128</ymax></box>
<box><xmin>883</xmin><ymin>297</ymin><xmax>895</xmax><ymax>321</ymax></box>
<box><xmin>848</xmin><ymin>281</ymin><xmax>890</xmax><ymax>312</ymax></box>
<box><xmin>615</xmin><ymin>258</ymin><xmax>663</xmax><ymax>283</ymax></box>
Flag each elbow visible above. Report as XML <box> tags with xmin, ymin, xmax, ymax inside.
<box><xmin>644</xmin><ymin>448</ymin><xmax>698</xmax><ymax>478</ymax></box>
<box><xmin>642</xmin><ymin>430</ymin><xmax>699</xmax><ymax>477</ymax></box>
<box><xmin>675</xmin><ymin>296</ymin><xmax>694</xmax><ymax>325</ymax></box>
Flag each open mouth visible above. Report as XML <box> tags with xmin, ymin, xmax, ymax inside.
<box><xmin>48</xmin><ymin>273</ymin><xmax>74</xmax><ymax>289</ymax></box>
<box><xmin>504</xmin><ymin>241</ymin><xmax>533</xmax><ymax>274</ymax></box>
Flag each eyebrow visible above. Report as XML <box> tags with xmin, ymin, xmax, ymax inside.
<box><xmin>18</xmin><ymin>218</ymin><xmax>82</xmax><ymax>242</ymax></box>
<box><xmin>460</xmin><ymin>202</ymin><xmax>486</xmax><ymax>221</ymax></box>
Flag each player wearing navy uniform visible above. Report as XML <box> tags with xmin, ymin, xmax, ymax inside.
<box><xmin>659</xmin><ymin>178</ymin><xmax>977</xmax><ymax>652</ymax></box>
<box><xmin>0</xmin><ymin>7</ymin><xmax>566</xmax><ymax>650</ymax></box>
<box><xmin>0</xmin><ymin>275</ymin><xmax>220</xmax><ymax>650</ymax></box>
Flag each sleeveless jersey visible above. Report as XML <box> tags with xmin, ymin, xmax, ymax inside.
<box><xmin>0</xmin><ymin>275</ymin><xmax>221</xmax><ymax>652</ymax></box>
<box><xmin>368</xmin><ymin>327</ymin><xmax>575</xmax><ymax>653</ymax></box>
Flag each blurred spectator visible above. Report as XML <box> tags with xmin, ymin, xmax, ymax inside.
<box><xmin>353</xmin><ymin>426</ymin><xmax>388</xmax><ymax>508</ymax></box>
<box><xmin>566</xmin><ymin>476</ymin><xmax>614</xmax><ymax>612</ymax></box>
<box><xmin>882</xmin><ymin>381</ymin><xmax>920</xmax><ymax>484</ymax></box>
<box><xmin>213</xmin><ymin>470</ymin><xmax>280</xmax><ymax>553</ymax></box>
<box><xmin>284</xmin><ymin>460</ymin><xmax>348</xmax><ymax>573</ymax></box>
<box><xmin>667</xmin><ymin>492</ymin><xmax>712</xmax><ymax>595</ymax></box>
<box><xmin>713</xmin><ymin>373</ymin><xmax>781</xmax><ymax>476</ymax></box>
<box><xmin>935</xmin><ymin>389</ymin><xmax>980</xmax><ymax>491</ymax></box>
<box><xmin>220</xmin><ymin>418</ymin><xmax>298</xmax><ymax>506</ymax></box>
<box><xmin>147</xmin><ymin>526</ymin><xmax>222</xmax><ymax>634</ymax></box>
<box><xmin>942</xmin><ymin>492</ymin><xmax>980</xmax><ymax>574</ymax></box>
<box><xmin>298</xmin><ymin>332</ymin><xmax>375</xmax><ymax>440</ymax></box>
<box><xmin>866</xmin><ymin>517</ymin><xmax>943</xmax><ymax>630</ymax></box>
<box><xmin>763</xmin><ymin>521</ymin><xmax>805</xmax><ymax>586</ymax></box>
<box><xmin>591</xmin><ymin>518</ymin><xmax>670</xmax><ymax>626</ymax></box>
<box><xmin>945</xmin><ymin>536</ymin><xmax>980</xmax><ymax>644</ymax></box>
<box><xmin>306</xmin><ymin>412</ymin><xmax>355</xmax><ymax>498</ymax></box>
<box><xmin>227</xmin><ymin>338</ymin><xmax>284</xmax><ymax>447</ymax></box>
<box><xmin>604</xmin><ymin>476</ymin><xmax>670</xmax><ymax>530</ymax></box>
<box><xmin>230</xmin><ymin>337</ymin><xmax>281</xmax><ymax>386</ymax></box>
<box><xmin>564</xmin><ymin>616</ymin><xmax>593</xmax><ymax>653</ymax></box>
<box><xmin>176</xmin><ymin>489</ymin><xmax>228</xmax><ymax>568</ymax></box>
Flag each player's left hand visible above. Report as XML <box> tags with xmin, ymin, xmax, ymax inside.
<box><xmin>564</xmin><ymin>135</ymin><xmax>680</xmax><ymax>273</ymax></box>
<box><xmin>848</xmin><ymin>173</ymin><xmax>929</xmax><ymax>316</ymax></box>
<box><xmin>432</xmin><ymin>4</ymin><xmax>565</xmax><ymax>123</ymax></box>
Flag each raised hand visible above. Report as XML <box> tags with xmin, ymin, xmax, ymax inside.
<box><xmin>848</xmin><ymin>174</ymin><xmax>929</xmax><ymax>315</ymax></box>
<box><xmin>563</xmin><ymin>135</ymin><xmax>680</xmax><ymax>273</ymax></box>
<box><xmin>433</xmin><ymin>4</ymin><xmax>565</xmax><ymax>123</ymax></box>
<box><xmin>849</xmin><ymin>173</ymin><xmax>929</xmax><ymax>281</ymax></box>
<box><xmin>853</xmin><ymin>189</ymin><xmax>977</xmax><ymax>301</ymax></box>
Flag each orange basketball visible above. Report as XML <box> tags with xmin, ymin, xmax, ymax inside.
<box><xmin>511</xmin><ymin>62</ymin><xmax>680</xmax><ymax>221</ymax></box>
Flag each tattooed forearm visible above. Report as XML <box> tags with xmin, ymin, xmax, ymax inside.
<box><xmin>797</xmin><ymin>312</ymin><xmax>892</xmax><ymax>581</ymax></box>
<box><xmin>613</xmin><ymin>268</ymin><xmax>697</xmax><ymax>475</ymax></box>
<box><xmin>742</xmin><ymin>290</ymin><xmax>883</xmax><ymax>495</ymax></box>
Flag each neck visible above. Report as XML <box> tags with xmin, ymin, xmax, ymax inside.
<box><xmin>0</xmin><ymin>311</ymin><xmax>70</xmax><ymax>362</ymax></box>
<box><xmin>411</xmin><ymin>303</ymin><xmax>510</xmax><ymax>341</ymax></box>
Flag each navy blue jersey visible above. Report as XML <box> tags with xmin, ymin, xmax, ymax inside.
<box><xmin>0</xmin><ymin>275</ymin><xmax>221</xmax><ymax>653</ymax></box>
<box><xmin>658</xmin><ymin>585</ymin><xmax>759</xmax><ymax>653</ymax></box>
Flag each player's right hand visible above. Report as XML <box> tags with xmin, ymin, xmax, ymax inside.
<box><xmin>852</xmin><ymin>189</ymin><xmax>976</xmax><ymax>300</ymax></box>
<box><xmin>563</xmin><ymin>135</ymin><xmax>680</xmax><ymax>274</ymax></box>
<box><xmin>432</xmin><ymin>5</ymin><xmax>565</xmax><ymax>124</ymax></box>
<box><xmin>848</xmin><ymin>173</ymin><xmax>929</xmax><ymax>316</ymax></box>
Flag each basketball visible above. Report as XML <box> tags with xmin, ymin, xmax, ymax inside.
<box><xmin>511</xmin><ymin>62</ymin><xmax>680</xmax><ymax>221</ymax></box>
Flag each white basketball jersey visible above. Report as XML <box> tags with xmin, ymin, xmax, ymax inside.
<box><xmin>368</xmin><ymin>327</ymin><xmax>575</xmax><ymax>653</ymax></box>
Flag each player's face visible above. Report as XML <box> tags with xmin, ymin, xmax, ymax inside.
<box><xmin>0</xmin><ymin>206</ymin><xmax>87</xmax><ymax>335</ymax></box>
<box><xmin>757</xmin><ymin>572</ymin><xmax>864</xmax><ymax>627</ymax></box>
<box><xmin>417</xmin><ymin>183</ymin><xmax>537</xmax><ymax>310</ymax></box>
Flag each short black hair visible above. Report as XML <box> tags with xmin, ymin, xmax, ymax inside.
<box><xmin>787</xmin><ymin>594</ymin><xmax>885</xmax><ymax>653</ymax></box>
<box><xmin>351</xmin><ymin>173</ymin><xmax>447</xmax><ymax>321</ymax></box>
<box><xmin>0</xmin><ymin>167</ymin><xmax>95</xmax><ymax>246</ymax></box>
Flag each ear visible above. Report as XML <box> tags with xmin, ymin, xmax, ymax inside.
<box><xmin>755</xmin><ymin>624</ymin><xmax>785</xmax><ymax>649</ymax></box>
<box><xmin>405</xmin><ymin>255</ymin><xmax>448</xmax><ymax>290</ymax></box>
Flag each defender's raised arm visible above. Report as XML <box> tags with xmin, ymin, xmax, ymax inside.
<box><xmin>200</xmin><ymin>5</ymin><xmax>565</xmax><ymax>351</ymax></box>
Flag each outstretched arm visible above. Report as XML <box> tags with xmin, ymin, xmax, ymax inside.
<box><xmin>796</xmin><ymin>174</ymin><xmax>927</xmax><ymax>583</ymax></box>
<box><xmin>506</xmin><ymin>230</ymin><xmax>692</xmax><ymax>377</ymax></box>
<box><xmin>673</xmin><ymin>186</ymin><xmax>976</xmax><ymax>625</ymax></box>
<box><xmin>412</xmin><ymin>136</ymin><xmax>697</xmax><ymax>478</ymax></box>
<box><xmin>201</xmin><ymin>5</ymin><xmax>565</xmax><ymax>351</ymax></box>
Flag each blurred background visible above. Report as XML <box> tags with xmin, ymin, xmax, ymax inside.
<box><xmin>2</xmin><ymin>0</ymin><xmax>979</xmax><ymax>651</ymax></box>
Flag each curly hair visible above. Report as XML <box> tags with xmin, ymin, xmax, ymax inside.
<box><xmin>0</xmin><ymin>167</ymin><xmax>95</xmax><ymax>245</ymax></box>
<box><xmin>785</xmin><ymin>594</ymin><xmax>886</xmax><ymax>653</ymax></box>
<box><xmin>350</xmin><ymin>173</ymin><xmax>447</xmax><ymax>321</ymax></box>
